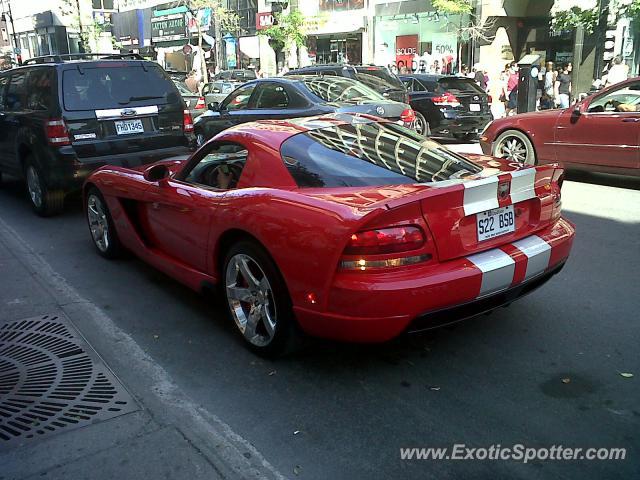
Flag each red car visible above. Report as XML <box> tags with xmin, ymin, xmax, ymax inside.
<box><xmin>84</xmin><ymin>113</ymin><xmax>575</xmax><ymax>356</ymax></box>
<box><xmin>480</xmin><ymin>77</ymin><xmax>640</xmax><ymax>176</ymax></box>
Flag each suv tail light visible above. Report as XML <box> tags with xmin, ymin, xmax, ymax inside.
<box><xmin>194</xmin><ymin>97</ymin><xmax>206</xmax><ymax>109</ymax></box>
<box><xmin>432</xmin><ymin>92</ymin><xmax>460</xmax><ymax>107</ymax></box>
<box><xmin>183</xmin><ymin>109</ymin><xmax>194</xmax><ymax>133</ymax></box>
<box><xmin>400</xmin><ymin>108</ymin><xmax>416</xmax><ymax>123</ymax></box>
<box><xmin>45</xmin><ymin>119</ymin><xmax>71</xmax><ymax>146</ymax></box>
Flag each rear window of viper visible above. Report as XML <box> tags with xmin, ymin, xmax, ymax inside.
<box><xmin>62</xmin><ymin>64</ymin><xmax>179</xmax><ymax>111</ymax></box>
<box><xmin>280</xmin><ymin>122</ymin><xmax>482</xmax><ymax>188</ymax></box>
<box><xmin>437</xmin><ymin>78</ymin><xmax>484</xmax><ymax>94</ymax></box>
<box><xmin>302</xmin><ymin>77</ymin><xmax>386</xmax><ymax>103</ymax></box>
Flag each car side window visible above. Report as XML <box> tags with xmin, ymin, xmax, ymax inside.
<box><xmin>221</xmin><ymin>83</ymin><xmax>256</xmax><ymax>111</ymax></box>
<box><xmin>402</xmin><ymin>78</ymin><xmax>413</xmax><ymax>90</ymax></box>
<box><xmin>0</xmin><ymin>76</ymin><xmax>8</xmax><ymax>112</ymax></box>
<box><xmin>5</xmin><ymin>71</ymin><xmax>27</xmax><ymax>111</ymax></box>
<box><xmin>588</xmin><ymin>81</ymin><xmax>640</xmax><ymax>113</ymax></box>
<box><xmin>182</xmin><ymin>142</ymin><xmax>248</xmax><ymax>190</ymax></box>
<box><xmin>413</xmin><ymin>80</ymin><xmax>427</xmax><ymax>92</ymax></box>
<box><xmin>25</xmin><ymin>69</ymin><xmax>54</xmax><ymax>111</ymax></box>
<box><xmin>254</xmin><ymin>83</ymin><xmax>289</xmax><ymax>109</ymax></box>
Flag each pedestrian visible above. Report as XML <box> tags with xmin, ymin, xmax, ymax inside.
<box><xmin>185</xmin><ymin>70</ymin><xmax>199</xmax><ymax>93</ymax></box>
<box><xmin>540</xmin><ymin>61</ymin><xmax>556</xmax><ymax>110</ymax></box>
<box><xmin>604</xmin><ymin>56</ymin><xmax>629</xmax><ymax>87</ymax></box>
<box><xmin>474</xmin><ymin>63</ymin><xmax>487</xmax><ymax>90</ymax></box>
<box><xmin>505</xmin><ymin>63</ymin><xmax>519</xmax><ymax>116</ymax></box>
<box><xmin>554</xmin><ymin>63</ymin><xmax>572</xmax><ymax>109</ymax></box>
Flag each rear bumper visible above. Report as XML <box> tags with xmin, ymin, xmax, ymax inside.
<box><xmin>49</xmin><ymin>145</ymin><xmax>192</xmax><ymax>190</ymax></box>
<box><xmin>431</xmin><ymin>112</ymin><xmax>493</xmax><ymax>136</ymax></box>
<box><xmin>294</xmin><ymin>218</ymin><xmax>575</xmax><ymax>343</ymax></box>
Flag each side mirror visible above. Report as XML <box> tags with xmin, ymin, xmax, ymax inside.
<box><xmin>208</xmin><ymin>101</ymin><xmax>220</xmax><ymax>111</ymax></box>
<box><xmin>574</xmin><ymin>99</ymin><xmax>589</xmax><ymax>115</ymax></box>
<box><xmin>144</xmin><ymin>164</ymin><xmax>170</xmax><ymax>183</ymax></box>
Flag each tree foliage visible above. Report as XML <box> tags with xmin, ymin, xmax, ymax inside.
<box><xmin>550</xmin><ymin>6</ymin><xmax>599</xmax><ymax>34</ymax></box>
<box><xmin>258</xmin><ymin>10</ymin><xmax>306</xmax><ymax>52</ymax></box>
<box><xmin>431</xmin><ymin>0</ymin><xmax>473</xmax><ymax>15</ymax></box>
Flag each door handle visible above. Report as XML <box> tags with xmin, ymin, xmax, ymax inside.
<box><xmin>621</xmin><ymin>118</ymin><xmax>640</xmax><ymax>122</ymax></box>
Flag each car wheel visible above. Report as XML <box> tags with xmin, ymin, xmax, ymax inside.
<box><xmin>414</xmin><ymin>111</ymin><xmax>431</xmax><ymax>136</ymax></box>
<box><xmin>25</xmin><ymin>159</ymin><xmax>64</xmax><ymax>216</ymax></box>
<box><xmin>195</xmin><ymin>130</ymin><xmax>206</xmax><ymax>147</ymax></box>
<box><xmin>493</xmin><ymin>130</ymin><xmax>537</xmax><ymax>165</ymax></box>
<box><xmin>86</xmin><ymin>188</ymin><xmax>122</xmax><ymax>259</ymax></box>
<box><xmin>223</xmin><ymin>240</ymin><xmax>301</xmax><ymax>357</ymax></box>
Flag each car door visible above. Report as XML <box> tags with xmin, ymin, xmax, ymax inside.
<box><xmin>251</xmin><ymin>81</ymin><xmax>312</xmax><ymax>120</ymax></box>
<box><xmin>142</xmin><ymin>141</ymin><xmax>248</xmax><ymax>272</ymax></box>
<box><xmin>554</xmin><ymin>80</ymin><xmax>640</xmax><ymax>170</ymax></box>
<box><xmin>199</xmin><ymin>83</ymin><xmax>258</xmax><ymax>139</ymax></box>
<box><xmin>0</xmin><ymin>70</ymin><xmax>29</xmax><ymax>175</ymax></box>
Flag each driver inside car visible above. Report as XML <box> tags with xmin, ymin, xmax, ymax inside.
<box><xmin>216</xmin><ymin>164</ymin><xmax>234</xmax><ymax>189</ymax></box>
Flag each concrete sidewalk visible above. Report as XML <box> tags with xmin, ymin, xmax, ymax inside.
<box><xmin>0</xmin><ymin>216</ymin><xmax>283</xmax><ymax>480</ymax></box>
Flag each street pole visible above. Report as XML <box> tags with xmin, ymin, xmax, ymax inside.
<box><xmin>1</xmin><ymin>0</ymin><xmax>20</xmax><ymax>65</ymax></box>
<box><xmin>593</xmin><ymin>0</ymin><xmax>610</xmax><ymax>80</ymax></box>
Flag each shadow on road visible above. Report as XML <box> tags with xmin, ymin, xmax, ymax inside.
<box><xmin>566</xmin><ymin>170</ymin><xmax>640</xmax><ymax>191</ymax></box>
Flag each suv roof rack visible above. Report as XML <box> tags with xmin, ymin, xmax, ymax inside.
<box><xmin>22</xmin><ymin>53</ymin><xmax>144</xmax><ymax>65</ymax></box>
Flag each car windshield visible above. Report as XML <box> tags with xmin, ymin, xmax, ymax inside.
<box><xmin>173</xmin><ymin>81</ymin><xmax>194</xmax><ymax>96</ymax></box>
<box><xmin>280</xmin><ymin>121</ymin><xmax>482</xmax><ymax>188</ymax></box>
<box><xmin>63</xmin><ymin>64</ymin><xmax>179</xmax><ymax>111</ymax></box>
<box><xmin>355</xmin><ymin>67</ymin><xmax>405</xmax><ymax>89</ymax></box>
<box><xmin>302</xmin><ymin>77</ymin><xmax>386</xmax><ymax>103</ymax></box>
<box><xmin>437</xmin><ymin>77</ymin><xmax>484</xmax><ymax>94</ymax></box>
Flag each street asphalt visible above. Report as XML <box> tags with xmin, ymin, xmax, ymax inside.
<box><xmin>0</xmin><ymin>140</ymin><xmax>639</xmax><ymax>479</ymax></box>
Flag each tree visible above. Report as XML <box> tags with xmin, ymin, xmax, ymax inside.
<box><xmin>258</xmin><ymin>10</ymin><xmax>306</xmax><ymax>71</ymax></box>
<box><xmin>550</xmin><ymin>1</ymin><xmax>600</xmax><ymax>34</ymax></box>
<box><xmin>180</xmin><ymin>0</ymin><xmax>239</xmax><ymax>84</ymax></box>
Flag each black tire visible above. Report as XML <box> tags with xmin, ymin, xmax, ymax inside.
<box><xmin>195</xmin><ymin>130</ymin><xmax>206</xmax><ymax>148</ymax></box>
<box><xmin>493</xmin><ymin>129</ymin><xmax>537</xmax><ymax>165</ymax></box>
<box><xmin>85</xmin><ymin>187</ymin><xmax>123</xmax><ymax>259</ymax></box>
<box><xmin>414</xmin><ymin>111</ymin><xmax>431</xmax><ymax>136</ymax></box>
<box><xmin>222</xmin><ymin>240</ymin><xmax>302</xmax><ymax>357</ymax></box>
<box><xmin>24</xmin><ymin>158</ymin><xmax>65</xmax><ymax>216</ymax></box>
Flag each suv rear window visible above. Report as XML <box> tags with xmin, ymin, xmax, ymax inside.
<box><xmin>62</xmin><ymin>64</ymin><xmax>179</xmax><ymax>111</ymax></box>
<box><xmin>280</xmin><ymin>122</ymin><xmax>481</xmax><ymax>188</ymax></box>
<box><xmin>355</xmin><ymin>66</ymin><xmax>404</xmax><ymax>89</ymax></box>
<box><xmin>437</xmin><ymin>77</ymin><xmax>484</xmax><ymax>94</ymax></box>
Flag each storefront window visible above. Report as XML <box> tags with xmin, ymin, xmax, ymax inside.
<box><xmin>226</xmin><ymin>0</ymin><xmax>257</xmax><ymax>34</ymax></box>
<box><xmin>313</xmin><ymin>35</ymin><xmax>362</xmax><ymax>64</ymax></box>
<box><xmin>319</xmin><ymin>0</ymin><xmax>364</xmax><ymax>11</ymax></box>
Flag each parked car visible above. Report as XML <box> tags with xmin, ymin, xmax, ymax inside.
<box><xmin>213</xmin><ymin>69</ymin><xmax>257</xmax><ymax>82</ymax></box>
<box><xmin>480</xmin><ymin>77</ymin><xmax>640</xmax><ymax>175</ymax></box>
<box><xmin>399</xmin><ymin>74</ymin><xmax>493</xmax><ymax>139</ymax></box>
<box><xmin>84</xmin><ymin>113</ymin><xmax>574</xmax><ymax>356</ymax></box>
<box><xmin>173</xmin><ymin>80</ymin><xmax>206</xmax><ymax>119</ymax></box>
<box><xmin>0</xmin><ymin>53</ymin><xmax>195</xmax><ymax>216</ymax></box>
<box><xmin>202</xmin><ymin>80</ymin><xmax>244</xmax><ymax>106</ymax></box>
<box><xmin>193</xmin><ymin>76</ymin><xmax>416</xmax><ymax>146</ymax></box>
<box><xmin>285</xmin><ymin>64</ymin><xmax>408</xmax><ymax>103</ymax></box>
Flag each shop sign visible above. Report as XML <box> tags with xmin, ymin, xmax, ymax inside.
<box><xmin>224</xmin><ymin>34</ymin><xmax>237</xmax><ymax>68</ymax></box>
<box><xmin>395</xmin><ymin>35</ymin><xmax>418</xmax><ymax>70</ymax></box>
<box><xmin>432</xmin><ymin>33</ymin><xmax>457</xmax><ymax>61</ymax></box>
<box><xmin>257</xmin><ymin>12</ymin><xmax>275</xmax><ymax>30</ymax></box>
<box><xmin>151</xmin><ymin>13</ymin><xmax>187</xmax><ymax>42</ymax></box>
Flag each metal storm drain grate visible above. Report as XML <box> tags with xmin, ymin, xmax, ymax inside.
<box><xmin>0</xmin><ymin>314</ymin><xmax>138</xmax><ymax>448</ymax></box>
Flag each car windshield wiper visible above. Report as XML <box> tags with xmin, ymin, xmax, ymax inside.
<box><xmin>119</xmin><ymin>95</ymin><xmax>165</xmax><ymax>104</ymax></box>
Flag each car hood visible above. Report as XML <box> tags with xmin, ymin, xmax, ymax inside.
<box><xmin>491</xmin><ymin>109</ymin><xmax>563</xmax><ymax>127</ymax></box>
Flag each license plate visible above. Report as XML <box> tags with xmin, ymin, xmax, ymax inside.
<box><xmin>115</xmin><ymin>119</ymin><xmax>144</xmax><ymax>135</ymax></box>
<box><xmin>469</xmin><ymin>103</ymin><xmax>481</xmax><ymax>112</ymax></box>
<box><xmin>477</xmin><ymin>205</ymin><xmax>515</xmax><ymax>241</ymax></box>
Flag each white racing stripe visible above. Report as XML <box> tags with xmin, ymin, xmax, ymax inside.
<box><xmin>512</xmin><ymin>235</ymin><xmax>552</xmax><ymax>280</ymax></box>
<box><xmin>467</xmin><ymin>248</ymin><xmax>515</xmax><ymax>297</ymax></box>
<box><xmin>510</xmin><ymin>168</ymin><xmax>537</xmax><ymax>204</ymax></box>
<box><xmin>463</xmin><ymin>176</ymin><xmax>499</xmax><ymax>216</ymax></box>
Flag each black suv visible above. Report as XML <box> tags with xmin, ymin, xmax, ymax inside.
<box><xmin>0</xmin><ymin>54</ymin><xmax>195</xmax><ymax>215</ymax></box>
<box><xmin>284</xmin><ymin>64</ymin><xmax>408</xmax><ymax>103</ymax></box>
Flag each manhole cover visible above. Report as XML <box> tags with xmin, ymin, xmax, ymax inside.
<box><xmin>0</xmin><ymin>314</ymin><xmax>138</xmax><ymax>448</ymax></box>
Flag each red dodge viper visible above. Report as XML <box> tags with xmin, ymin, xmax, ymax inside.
<box><xmin>84</xmin><ymin>113</ymin><xmax>575</xmax><ymax>356</ymax></box>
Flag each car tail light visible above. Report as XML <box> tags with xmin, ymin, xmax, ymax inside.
<box><xmin>45</xmin><ymin>118</ymin><xmax>71</xmax><ymax>146</ymax></box>
<box><xmin>183</xmin><ymin>109</ymin><xmax>194</xmax><ymax>133</ymax></box>
<box><xmin>432</xmin><ymin>92</ymin><xmax>460</xmax><ymax>107</ymax></box>
<box><xmin>551</xmin><ymin>169</ymin><xmax>564</xmax><ymax>220</ymax></box>
<box><xmin>344</xmin><ymin>226</ymin><xmax>425</xmax><ymax>255</ymax></box>
<box><xmin>488</xmin><ymin>94</ymin><xmax>493</xmax><ymax>103</ymax></box>
<box><xmin>194</xmin><ymin>97</ymin><xmax>206</xmax><ymax>109</ymax></box>
<box><xmin>400</xmin><ymin>108</ymin><xmax>416</xmax><ymax>123</ymax></box>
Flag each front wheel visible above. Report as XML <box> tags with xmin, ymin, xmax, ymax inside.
<box><xmin>86</xmin><ymin>188</ymin><xmax>122</xmax><ymax>259</ymax></box>
<box><xmin>223</xmin><ymin>241</ymin><xmax>300</xmax><ymax>357</ymax></box>
<box><xmin>493</xmin><ymin>130</ymin><xmax>537</xmax><ymax>165</ymax></box>
<box><xmin>195</xmin><ymin>130</ymin><xmax>206</xmax><ymax>147</ymax></box>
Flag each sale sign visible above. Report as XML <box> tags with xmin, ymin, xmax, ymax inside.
<box><xmin>395</xmin><ymin>35</ymin><xmax>418</xmax><ymax>71</ymax></box>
